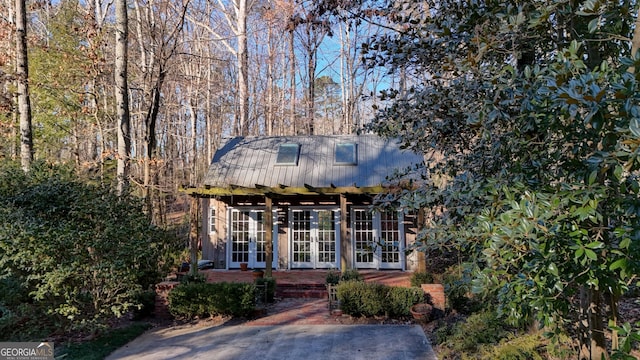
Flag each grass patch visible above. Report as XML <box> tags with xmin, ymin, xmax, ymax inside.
<box><xmin>56</xmin><ymin>322</ymin><xmax>151</xmax><ymax>360</ymax></box>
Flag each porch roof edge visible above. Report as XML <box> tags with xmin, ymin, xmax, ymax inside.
<box><xmin>180</xmin><ymin>184</ymin><xmax>388</xmax><ymax>197</ymax></box>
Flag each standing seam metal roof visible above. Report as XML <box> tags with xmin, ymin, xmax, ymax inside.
<box><xmin>203</xmin><ymin>135</ymin><xmax>424</xmax><ymax>189</ymax></box>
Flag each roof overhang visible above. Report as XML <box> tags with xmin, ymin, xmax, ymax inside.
<box><xmin>181</xmin><ymin>183</ymin><xmax>388</xmax><ymax>197</ymax></box>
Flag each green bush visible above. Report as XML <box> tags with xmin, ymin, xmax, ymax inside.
<box><xmin>439</xmin><ymin>310</ymin><xmax>509</xmax><ymax>354</ymax></box>
<box><xmin>410</xmin><ymin>271</ymin><xmax>434</xmax><ymax>287</ymax></box>
<box><xmin>442</xmin><ymin>265</ymin><xmax>483</xmax><ymax>314</ymax></box>
<box><xmin>255</xmin><ymin>277</ymin><xmax>276</xmax><ymax>303</ymax></box>
<box><xmin>325</xmin><ymin>270</ymin><xmax>341</xmax><ymax>285</ymax></box>
<box><xmin>479</xmin><ymin>333</ymin><xmax>545</xmax><ymax>360</ymax></box>
<box><xmin>336</xmin><ymin>280</ymin><xmax>424</xmax><ymax>317</ymax></box>
<box><xmin>341</xmin><ymin>269</ymin><xmax>363</xmax><ymax>282</ymax></box>
<box><xmin>168</xmin><ymin>282</ymin><xmax>255</xmax><ymax>319</ymax></box>
<box><xmin>0</xmin><ymin>161</ymin><xmax>184</xmax><ymax>334</ymax></box>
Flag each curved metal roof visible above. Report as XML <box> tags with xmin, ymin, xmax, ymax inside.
<box><xmin>189</xmin><ymin>134</ymin><xmax>424</xmax><ymax>196</ymax></box>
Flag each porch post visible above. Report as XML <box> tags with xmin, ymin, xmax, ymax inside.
<box><xmin>265</xmin><ymin>195</ymin><xmax>273</xmax><ymax>277</ymax></box>
<box><xmin>340</xmin><ymin>194</ymin><xmax>349</xmax><ymax>272</ymax></box>
<box><xmin>189</xmin><ymin>196</ymin><xmax>200</xmax><ymax>276</ymax></box>
<box><xmin>417</xmin><ymin>208</ymin><xmax>427</xmax><ymax>272</ymax></box>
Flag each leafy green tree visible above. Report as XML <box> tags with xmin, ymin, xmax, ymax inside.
<box><xmin>350</xmin><ymin>0</ymin><xmax>640</xmax><ymax>357</ymax></box>
<box><xmin>0</xmin><ymin>161</ymin><xmax>181</xmax><ymax>335</ymax></box>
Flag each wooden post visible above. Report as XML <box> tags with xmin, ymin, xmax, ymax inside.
<box><xmin>417</xmin><ymin>208</ymin><xmax>427</xmax><ymax>272</ymax></box>
<box><xmin>340</xmin><ymin>194</ymin><xmax>348</xmax><ymax>272</ymax></box>
<box><xmin>189</xmin><ymin>196</ymin><xmax>199</xmax><ymax>275</ymax></box>
<box><xmin>265</xmin><ymin>196</ymin><xmax>273</xmax><ymax>277</ymax></box>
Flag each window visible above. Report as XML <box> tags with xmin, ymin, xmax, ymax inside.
<box><xmin>209</xmin><ymin>207</ymin><xmax>216</xmax><ymax>233</ymax></box>
<box><xmin>335</xmin><ymin>143</ymin><xmax>357</xmax><ymax>165</ymax></box>
<box><xmin>276</xmin><ymin>143</ymin><xmax>300</xmax><ymax>165</ymax></box>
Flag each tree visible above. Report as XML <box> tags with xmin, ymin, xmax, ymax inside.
<box><xmin>357</xmin><ymin>0</ymin><xmax>640</xmax><ymax>358</ymax></box>
<box><xmin>115</xmin><ymin>0</ymin><xmax>130</xmax><ymax>194</ymax></box>
<box><xmin>15</xmin><ymin>0</ymin><xmax>33</xmax><ymax>172</ymax></box>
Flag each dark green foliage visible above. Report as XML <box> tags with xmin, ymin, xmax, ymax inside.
<box><xmin>325</xmin><ymin>269</ymin><xmax>363</xmax><ymax>285</ymax></box>
<box><xmin>0</xmin><ymin>161</ymin><xmax>182</xmax><ymax>337</ymax></box>
<box><xmin>131</xmin><ymin>290</ymin><xmax>157</xmax><ymax>320</ymax></box>
<box><xmin>168</xmin><ymin>282</ymin><xmax>256</xmax><ymax>319</ymax></box>
<box><xmin>255</xmin><ymin>277</ymin><xmax>276</xmax><ymax>303</ymax></box>
<box><xmin>358</xmin><ymin>0</ymin><xmax>640</xmax><ymax>355</ymax></box>
<box><xmin>336</xmin><ymin>280</ymin><xmax>424</xmax><ymax>317</ymax></box>
<box><xmin>56</xmin><ymin>322</ymin><xmax>152</xmax><ymax>360</ymax></box>
<box><xmin>410</xmin><ymin>271</ymin><xmax>434</xmax><ymax>287</ymax></box>
<box><xmin>442</xmin><ymin>266</ymin><xmax>483</xmax><ymax>314</ymax></box>
<box><xmin>325</xmin><ymin>270</ymin><xmax>341</xmax><ymax>285</ymax></box>
<box><xmin>481</xmin><ymin>334</ymin><xmax>545</xmax><ymax>360</ymax></box>
<box><xmin>179</xmin><ymin>272</ymin><xmax>206</xmax><ymax>284</ymax></box>
<box><xmin>340</xmin><ymin>269</ymin><xmax>363</xmax><ymax>282</ymax></box>
<box><xmin>438</xmin><ymin>310</ymin><xmax>509</xmax><ymax>354</ymax></box>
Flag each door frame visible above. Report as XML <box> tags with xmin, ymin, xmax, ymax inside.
<box><xmin>226</xmin><ymin>207</ymin><xmax>278</xmax><ymax>270</ymax></box>
<box><xmin>351</xmin><ymin>207</ymin><xmax>405</xmax><ymax>270</ymax></box>
<box><xmin>288</xmin><ymin>207</ymin><xmax>341</xmax><ymax>269</ymax></box>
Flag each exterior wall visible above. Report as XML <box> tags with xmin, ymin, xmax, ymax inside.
<box><xmin>201</xmin><ymin>198</ymin><xmax>228</xmax><ymax>269</ymax></box>
<box><xmin>200</xmin><ymin>196</ymin><xmax>419</xmax><ymax>271</ymax></box>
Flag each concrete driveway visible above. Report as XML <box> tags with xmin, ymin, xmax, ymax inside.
<box><xmin>105</xmin><ymin>324</ymin><xmax>437</xmax><ymax>360</ymax></box>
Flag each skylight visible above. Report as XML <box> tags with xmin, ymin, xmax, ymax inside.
<box><xmin>276</xmin><ymin>143</ymin><xmax>300</xmax><ymax>165</ymax></box>
<box><xmin>335</xmin><ymin>143</ymin><xmax>357</xmax><ymax>165</ymax></box>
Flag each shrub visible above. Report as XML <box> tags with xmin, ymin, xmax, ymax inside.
<box><xmin>325</xmin><ymin>270</ymin><xmax>341</xmax><ymax>285</ymax></box>
<box><xmin>479</xmin><ymin>333</ymin><xmax>545</xmax><ymax>360</ymax></box>
<box><xmin>326</xmin><ymin>269</ymin><xmax>363</xmax><ymax>285</ymax></box>
<box><xmin>341</xmin><ymin>269</ymin><xmax>363</xmax><ymax>282</ymax></box>
<box><xmin>442</xmin><ymin>265</ymin><xmax>483</xmax><ymax>314</ymax></box>
<box><xmin>168</xmin><ymin>282</ymin><xmax>255</xmax><ymax>319</ymax></box>
<box><xmin>0</xmin><ymin>161</ymin><xmax>184</xmax><ymax>334</ymax></box>
<box><xmin>439</xmin><ymin>310</ymin><xmax>509</xmax><ymax>354</ymax></box>
<box><xmin>410</xmin><ymin>271</ymin><xmax>434</xmax><ymax>287</ymax></box>
<box><xmin>336</xmin><ymin>280</ymin><xmax>424</xmax><ymax>317</ymax></box>
<box><xmin>255</xmin><ymin>277</ymin><xmax>276</xmax><ymax>303</ymax></box>
<box><xmin>180</xmin><ymin>273</ymin><xmax>206</xmax><ymax>284</ymax></box>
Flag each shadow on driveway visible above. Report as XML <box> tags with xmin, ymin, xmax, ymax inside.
<box><xmin>106</xmin><ymin>324</ymin><xmax>438</xmax><ymax>360</ymax></box>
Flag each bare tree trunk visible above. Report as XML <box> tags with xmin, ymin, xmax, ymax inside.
<box><xmin>237</xmin><ymin>0</ymin><xmax>249</xmax><ymax>136</ymax></box>
<box><xmin>15</xmin><ymin>0</ymin><xmax>33</xmax><ymax>172</ymax></box>
<box><xmin>289</xmin><ymin>26</ymin><xmax>296</xmax><ymax>134</ymax></box>
<box><xmin>115</xmin><ymin>0</ymin><xmax>131</xmax><ymax>194</ymax></box>
<box><xmin>305</xmin><ymin>26</ymin><xmax>316</xmax><ymax>135</ymax></box>
<box><xmin>266</xmin><ymin>18</ymin><xmax>274</xmax><ymax>136</ymax></box>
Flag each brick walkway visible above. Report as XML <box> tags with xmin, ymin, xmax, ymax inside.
<box><xmin>244</xmin><ymin>298</ymin><xmax>334</xmax><ymax>326</ymax></box>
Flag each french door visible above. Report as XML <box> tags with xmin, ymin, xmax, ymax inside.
<box><xmin>228</xmin><ymin>209</ymin><xmax>277</xmax><ymax>269</ymax></box>
<box><xmin>289</xmin><ymin>208</ymin><xmax>340</xmax><ymax>269</ymax></box>
<box><xmin>352</xmin><ymin>208</ymin><xmax>404</xmax><ymax>269</ymax></box>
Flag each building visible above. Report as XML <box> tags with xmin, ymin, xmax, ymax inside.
<box><xmin>183</xmin><ymin>134</ymin><xmax>425</xmax><ymax>272</ymax></box>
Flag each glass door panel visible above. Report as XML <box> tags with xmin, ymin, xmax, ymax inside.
<box><xmin>229</xmin><ymin>209</ymin><xmax>277</xmax><ymax>269</ymax></box>
<box><xmin>290</xmin><ymin>208</ymin><xmax>340</xmax><ymax>269</ymax></box>
<box><xmin>353</xmin><ymin>209</ymin><xmax>376</xmax><ymax>268</ymax></box>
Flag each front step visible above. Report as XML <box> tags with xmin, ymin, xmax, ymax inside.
<box><xmin>276</xmin><ymin>283</ymin><xmax>327</xmax><ymax>299</ymax></box>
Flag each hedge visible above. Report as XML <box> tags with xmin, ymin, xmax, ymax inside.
<box><xmin>168</xmin><ymin>282</ymin><xmax>255</xmax><ymax>319</ymax></box>
<box><xmin>336</xmin><ymin>280</ymin><xmax>424</xmax><ymax>317</ymax></box>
